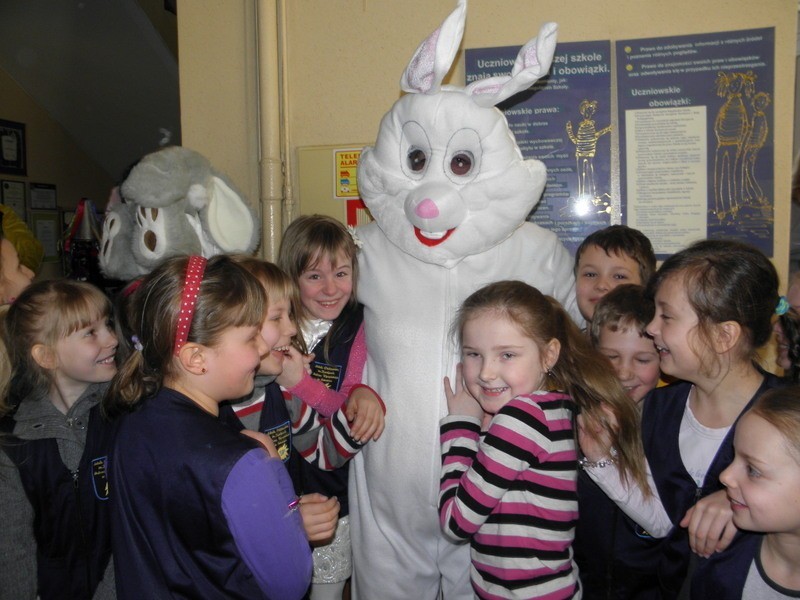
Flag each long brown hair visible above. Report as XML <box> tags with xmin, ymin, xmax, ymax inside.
<box><xmin>455</xmin><ymin>280</ymin><xmax>650</xmax><ymax>493</ymax></box>
<box><xmin>103</xmin><ymin>254</ymin><xmax>266</xmax><ymax>417</ymax></box>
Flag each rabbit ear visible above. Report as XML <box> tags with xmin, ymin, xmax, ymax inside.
<box><xmin>465</xmin><ymin>22</ymin><xmax>558</xmax><ymax>107</ymax></box>
<box><xmin>201</xmin><ymin>176</ymin><xmax>259</xmax><ymax>253</ymax></box>
<box><xmin>400</xmin><ymin>0</ymin><xmax>467</xmax><ymax>94</ymax></box>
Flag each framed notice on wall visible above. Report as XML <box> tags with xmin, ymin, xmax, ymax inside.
<box><xmin>0</xmin><ymin>119</ymin><xmax>26</xmax><ymax>176</ymax></box>
<box><xmin>30</xmin><ymin>183</ymin><xmax>57</xmax><ymax>209</ymax></box>
<box><xmin>1</xmin><ymin>179</ymin><xmax>26</xmax><ymax>218</ymax></box>
<box><xmin>30</xmin><ymin>210</ymin><xmax>61</xmax><ymax>262</ymax></box>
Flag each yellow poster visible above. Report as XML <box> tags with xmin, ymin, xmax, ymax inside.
<box><xmin>334</xmin><ymin>148</ymin><xmax>361</xmax><ymax>199</ymax></box>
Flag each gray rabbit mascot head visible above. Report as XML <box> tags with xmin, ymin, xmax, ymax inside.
<box><xmin>99</xmin><ymin>146</ymin><xmax>259</xmax><ymax>280</ymax></box>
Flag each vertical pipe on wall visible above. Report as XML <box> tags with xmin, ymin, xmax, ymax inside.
<box><xmin>278</xmin><ymin>0</ymin><xmax>295</xmax><ymax>228</ymax></box>
<box><xmin>256</xmin><ymin>0</ymin><xmax>285</xmax><ymax>260</ymax></box>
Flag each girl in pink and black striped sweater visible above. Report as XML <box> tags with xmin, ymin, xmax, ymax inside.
<box><xmin>439</xmin><ymin>281</ymin><xmax>650</xmax><ymax>600</ymax></box>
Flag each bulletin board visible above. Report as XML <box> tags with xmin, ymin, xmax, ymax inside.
<box><xmin>467</xmin><ymin>27</ymin><xmax>775</xmax><ymax>259</ymax></box>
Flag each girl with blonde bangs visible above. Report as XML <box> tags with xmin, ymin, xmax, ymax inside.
<box><xmin>1</xmin><ymin>279</ymin><xmax>119</xmax><ymax>599</ymax></box>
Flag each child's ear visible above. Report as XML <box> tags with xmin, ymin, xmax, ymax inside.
<box><xmin>31</xmin><ymin>344</ymin><xmax>58</xmax><ymax>370</ymax></box>
<box><xmin>543</xmin><ymin>338</ymin><xmax>561</xmax><ymax>372</ymax></box>
<box><xmin>177</xmin><ymin>343</ymin><xmax>208</xmax><ymax>375</ymax></box>
<box><xmin>712</xmin><ymin>320</ymin><xmax>742</xmax><ymax>354</ymax></box>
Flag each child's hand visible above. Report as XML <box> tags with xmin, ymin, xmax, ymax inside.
<box><xmin>346</xmin><ymin>387</ymin><xmax>385</xmax><ymax>442</ymax></box>
<box><xmin>680</xmin><ymin>489</ymin><xmax>736</xmax><ymax>557</ymax></box>
<box><xmin>240</xmin><ymin>429</ymin><xmax>279</xmax><ymax>459</ymax></box>
<box><xmin>577</xmin><ymin>413</ymin><xmax>614</xmax><ymax>462</ymax></box>
<box><xmin>298</xmin><ymin>493</ymin><xmax>340</xmax><ymax>545</ymax></box>
<box><xmin>443</xmin><ymin>364</ymin><xmax>484</xmax><ymax>422</ymax></box>
<box><xmin>577</xmin><ymin>404</ymin><xmax>617</xmax><ymax>462</ymax></box>
<box><xmin>275</xmin><ymin>347</ymin><xmax>314</xmax><ymax>388</ymax></box>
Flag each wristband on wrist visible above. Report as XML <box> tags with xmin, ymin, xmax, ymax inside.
<box><xmin>578</xmin><ymin>447</ymin><xmax>618</xmax><ymax>469</ymax></box>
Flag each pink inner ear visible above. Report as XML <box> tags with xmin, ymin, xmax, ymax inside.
<box><xmin>467</xmin><ymin>81</ymin><xmax>505</xmax><ymax>96</ymax></box>
<box><xmin>522</xmin><ymin>45</ymin><xmax>540</xmax><ymax>69</ymax></box>
<box><xmin>406</xmin><ymin>30</ymin><xmax>440</xmax><ymax>92</ymax></box>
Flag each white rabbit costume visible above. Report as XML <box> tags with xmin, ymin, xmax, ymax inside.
<box><xmin>351</xmin><ymin>2</ymin><xmax>580</xmax><ymax>598</ymax></box>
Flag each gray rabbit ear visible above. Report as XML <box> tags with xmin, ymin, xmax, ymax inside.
<box><xmin>200</xmin><ymin>176</ymin><xmax>260</xmax><ymax>254</ymax></box>
<box><xmin>400</xmin><ymin>0</ymin><xmax>467</xmax><ymax>94</ymax></box>
<box><xmin>465</xmin><ymin>22</ymin><xmax>558</xmax><ymax>107</ymax></box>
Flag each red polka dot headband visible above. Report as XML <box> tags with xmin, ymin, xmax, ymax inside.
<box><xmin>174</xmin><ymin>255</ymin><xmax>208</xmax><ymax>356</ymax></box>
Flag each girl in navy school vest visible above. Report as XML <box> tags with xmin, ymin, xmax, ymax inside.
<box><xmin>219</xmin><ymin>257</ymin><xmax>384</xmax><ymax>550</ymax></box>
<box><xmin>581</xmin><ymin>240</ymin><xmax>784</xmax><ymax>599</ymax></box>
<box><xmin>104</xmin><ymin>255</ymin><xmax>312</xmax><ymax>600</ymax></box>
<box><xmin>276</xmin><ymin>215</ymin><xmax>385</xmax><ymax>600</ymax></box>
<box><xmin>692</xmin><ymin>386</ymin><xmax>800</xmax><ymax>599</ymax></box>
<box><xmin>0</xmin><ymin>279</ymin><xmax>118</xmax><ymax>600</ymax></box>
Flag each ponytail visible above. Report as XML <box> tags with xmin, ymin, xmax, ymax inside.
<box><xmin>103</xmin><ymin>344</ymin><xmax>162</xmax><ymax>419</ymax></box>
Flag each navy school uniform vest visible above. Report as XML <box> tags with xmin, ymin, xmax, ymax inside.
<box><xmin>295</xmin><ymin>304</ymin><xmax>363</xmax><ymax>517</ymax></box>
<box><xmin>219</xmin><ymin>379</ymin><xmax>304</xmax><ymax>495</ymax></box>
<box><xmin>640</xmin><ymin>372</ymin><xmax>783</xmax><ymax>599</ymax></box>
<box><xmin>110</xmin><ymin>388</ymin><xmax>270</xmax><ymax>600</ymax></box>
<box><xmin>574</xmin><ymin>469</ymin><xmax>662</xmax><ymax>600</ymax></box>
<box><xmin>0</xmin><ymin>403</ymin><xmax>114</xmax><ymax>600</ymax></box>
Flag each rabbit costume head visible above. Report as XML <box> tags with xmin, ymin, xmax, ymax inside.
<box><xmin>99</xmin><ymin>146</ymin><xmax>260</xmax><ymax>280</ymax></box>
<box><xmin>358</xmin><ymin>0</ymin><xmax>557</xmax><ymax>268</ymax></box>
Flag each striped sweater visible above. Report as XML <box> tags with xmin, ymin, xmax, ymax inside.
<box><xmin>439</xmin><ymin>391</ymin><xmax>580</xmax><ymax>600</ymax></box>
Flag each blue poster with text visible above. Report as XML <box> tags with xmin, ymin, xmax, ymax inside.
<box><xmin>466</xmin><ymin>40</ymin><xmax>612</xmax><ymax>255</ymax></box>
<box><xmin>617</xmin><ymin>28</ymin><xmax>774</xmax><ymax>257</ymax></box>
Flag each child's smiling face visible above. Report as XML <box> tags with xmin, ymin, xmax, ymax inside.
<box><xmin>575</xmin><ymin>245</ymin><xmax>642</xmax><ymax>322</ymax></box>
<box><xmin>646</xmin><ymin>274</ymin><xmax>704</xmax><ymax>382</ymax></box>
<box><xmin>597</xmin><ymin>324</ymin><xmax>660</xmax><ymax>404</ymax></box>
<box><xmin>460</xmin><ymin>310</ymin><xmax>559</xmax><ymax>416</ymax></box>
<box><xmin>258</xmin><ymin>295</ymin><xmax>296</xmax><ymax>376</ymax></box>
<box><xmin>297</xmin><ymin>250</ymin><xmax>353</xmax><ymax>322</ymax></box>
<box><xmin>721</xmin><ymin>412</ymin><xmax>800</xmax><ymax>535</ymax></box>
<box><xmin>51</xmin><ymin>314</ymin><xmax>118</xmax><ymax>394</ymax></box>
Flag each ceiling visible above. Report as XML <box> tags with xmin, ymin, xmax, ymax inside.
<box><xmin>0</xmin><ymin>0</ymin><xmax>180</xmax><ymax>182</ymax></box>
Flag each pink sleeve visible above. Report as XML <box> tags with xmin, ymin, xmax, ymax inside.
<box><xmin>286</xmin><ymin>323</ymin><xmax>368</xmax><ymax>418</ymax></box>
<box><xmin>339</xmin><ymin>323</ymin><xmax>367</xmax><ymax>395</ymax></box>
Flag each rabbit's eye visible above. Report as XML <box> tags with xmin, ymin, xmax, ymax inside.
<box><xmin>450</xmin><ymin>153</ymin><xmax>473</xmax><ymax>176</ymax></box>
<box><xmin>408</xmin><ymin>148</ymin><xmax>427</xmax><ymax>172</ymax></box>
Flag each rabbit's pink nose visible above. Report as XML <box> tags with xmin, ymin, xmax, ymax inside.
<box><xmin>414</xmin><ymin>198</ymin><xmax>440</xmax><ymax>219</ymax></box>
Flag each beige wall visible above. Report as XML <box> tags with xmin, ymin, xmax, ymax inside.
<box><xmin>177</xmin><ymin>1</ymin><xmax>260</xmax><ymax>215</ymax></box>
<box><xmin>178</xmin><ymin>0</ymin><xmax>797</xmax><ymax>280</ymax></box>
<box><xmin>0</xmin><ymin>68</ymin><xmax>114</xmax><ymax>211</ymax></box>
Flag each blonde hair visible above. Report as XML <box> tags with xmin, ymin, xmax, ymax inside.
<box><xmin>233</xmin><ymin>256</ymin><xmax>295</xmax><ymax>305</ymax></box>
<box><xmin>456</xmin><ymin>280</ymin><xmax>650</xmax><ymax>493</ymax></box>
<box><xmin>103</xmin><ymin>255</ymin><xmax>266</xmax><ymax>417</ymax></box>
<box><xmin>749</xmin><ymin>386</ymin><xmax>800</xmax><ymax>464</ymax></box>
<box><xmin>232</xmin><ymin>256</ymin><xmax>306</xmax><ymax>352</ymax></box>
<box><xmin>5</xmin><ymin>279</ymin><xmax>111</xmax><ymax>402</ymax></box>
